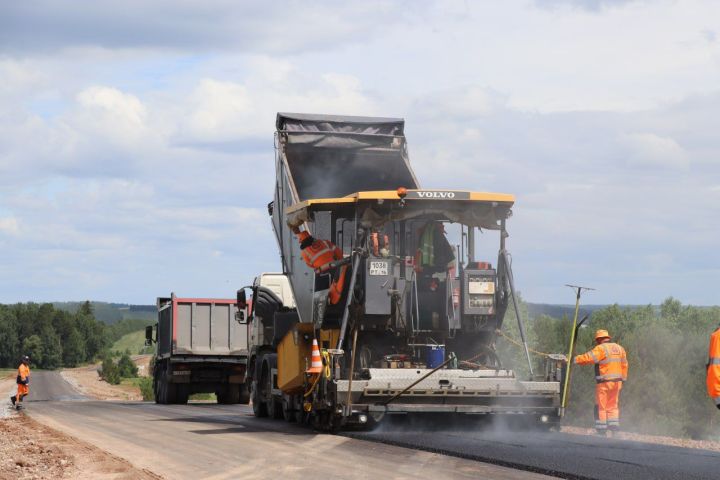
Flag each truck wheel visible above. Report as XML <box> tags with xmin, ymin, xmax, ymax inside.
<box><xmin>156</xmin><ymin>364</ymin><xmax>170</xmax><ymax>404</ymax></box>
<box><xmin>175</xmin><ymin>384</ymin><xmax>189</xmax><ymax>404</ymax></box>
<box><xmin>218</xmin><ymin>385</ymin><xmax>240</xmax><ymax>404</ymax></box>
<box><xmin>238</xmin><ymin>382</ymin><xmax>250</xmax><ymax>405</ymax></box>
<box><xmin>267</xmin><ymin>394</ymin><xmax>283</xmax><ymax>420</ymax></box>
<box><xmin>165</xmin><ymin>382</ymin><xmax>177</xmax><ymax>404</ymax></box>
<box><xmin>282</xmin><ymin>394</ymin><xmax>296</xmax><ymax>422</ymax></box>
<box><xmin>251</xmin><ymin>380</ymin><xmax>268</xmax><ymax>417</ymax></box>
<box><xmin>262</xmin><ymin>358</ymin><xmax>283</xmax><ymax>420</ymax></box>
<box><xmin>153</xmin><ymin>376</ymin><xmax>160</xmax><ymax>404</ymax></box>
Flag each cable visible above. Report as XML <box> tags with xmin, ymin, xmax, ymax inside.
<box><xmin>494</xmin><ymin>328</ymin><xmax>554</xmax><ymax>358</ymax></box>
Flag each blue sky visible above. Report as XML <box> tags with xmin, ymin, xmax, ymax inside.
<box><xmin>1</xmin><ymin>0</ymin><xmax>719</xmax><ymax>305</ymax></box>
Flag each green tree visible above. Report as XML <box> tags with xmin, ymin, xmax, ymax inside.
<box><xmin>41</xmin><ymin>331</ymin><xmax>62</xmax><ymax>369</ymax></box>
<box><xmin>0</xmin><ymin>308</ymin><xmax>19</xmax><ymax>366</ymax></box>
<box><xmin>22</xmin><ymin>335</ymin><xmax>44</xmax><ymax>366</ymax></box>
<box><xmin>100</xmin><ymin>356</ymin><xmax>121</xmax><ymax>385</ymax></box>
<box><xmin>62</xmin><ymin>327</ymin><xmax>85</xmax><ymax>367</ymax></box>
<box><xmin>117</xmin><ymin>351</ymin><xmax>138</xmax><ymax>378</ymax></box>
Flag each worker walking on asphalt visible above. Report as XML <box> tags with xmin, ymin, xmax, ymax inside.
<box><xmin>574</xmin><ymin>330</ymin><xmax>628</xmax><ymax>435</ymax></box>
<box><xmin>292</xmin><ymin>226</ymin><xmax>348</xmax><ymax>305</ymax></box>
<box><xmin>10</xmin><ymin>355</ymin><xmax>31</xmax><ymax>410</ymax></box>
<box><xmin>706</xmin><ymin>325</ymin><xmax>720</xmax><ymax>409</ymax></box>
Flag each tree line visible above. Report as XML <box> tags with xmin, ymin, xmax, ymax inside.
<box><xmin>498</xmin><ymin>297</ymin><xmax>720</xmax><ymax>440</ymax></box>
<box><xmin>0</xmin><ymin>301</ymin><xmax>152</xmax><ymax>370</ymax></box>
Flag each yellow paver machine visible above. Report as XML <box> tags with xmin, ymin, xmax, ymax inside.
<box><xmin>237</xmin><ymin>113</ymin><xmax>563</xmax><ymax>430</ymax></box>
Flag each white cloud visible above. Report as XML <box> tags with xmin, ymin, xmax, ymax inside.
<box><xmin>0</xmin><ymin>217</ymin><xmax>19</xmax><ymax>236</ymax></box>
<box><xmin>622</xmin><ymin>132</ymin><xmax>689</xmax><ymax>168</ymax></box>
<box><xmin>2</xmin><ymin>1</ymin><xmax>720</xmax><ymax>305</ymax></box>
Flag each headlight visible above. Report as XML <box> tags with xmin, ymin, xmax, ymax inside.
<box><xmin>358</xmin><ymin>414</ymin><xmax>368</xmax><ymax>424</ymax></box>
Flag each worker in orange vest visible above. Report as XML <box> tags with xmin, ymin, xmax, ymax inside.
<box><xmin>706</xmin><ymin>325</ymin><xmax>720</xmax><ymax>409</ymax></box>
<box><xmin>10</xmin><ymin>355</ymin><xmax>31</xmax><ymax>410</ymax></box>
<box><xmin>574</xmin><ymin>330</ymin><xmax>628</xmax><ymax>434</ymax></box>
<box><xmin>292</xmin><ymin>226</ymin><xmax>348</xmax><ymax>305</ymax></box>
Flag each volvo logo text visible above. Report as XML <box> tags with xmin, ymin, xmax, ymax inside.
<box><xmin>416</xmin><ymin>191</ymin><xmax>456</xmax><ymax>199</ymax></box>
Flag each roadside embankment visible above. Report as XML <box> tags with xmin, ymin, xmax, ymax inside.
<box><xmin>60</xmin><ymin>355</ymin><xmax>151</xmax><ymax>401</ymax></box>
<box><xmin>0</xmin><ymin>413</ymin><xmax>162</xmax><ymax>480</ymax></box>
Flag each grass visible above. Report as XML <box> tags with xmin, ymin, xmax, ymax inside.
<box><xmin>111</xmin><ymin>330</ymin><xmax>154</xmax><ymax>355</ymax></box>
<box><xmin>190</xmin><ymin>393</ymin><xmax>217</xmax><ymax>401</ymax></box>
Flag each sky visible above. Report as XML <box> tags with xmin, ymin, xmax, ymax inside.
<box><xmin>1</xmin><ymin>0</ymin><xmax>719</xmax><ymax>305</ymax></box>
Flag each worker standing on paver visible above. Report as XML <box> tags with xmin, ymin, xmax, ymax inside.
<box><xmin>706</xmin><ymin>325</ymin><xmax>720</xmax><ymax>410</ymax></box>
<box><xmin>574</xmin><ymin>330</ymin><xmax>628</xmax><ymax>435</ymax></box>
<box><xmin>292</xmin><ymin>226</ymin><xmax>348</xmax><ymax>305</ymax></box>
<box><xmin>10</xmin><ymin>355</ymin><xmax>31</xmax><ymax>410</ymax></box>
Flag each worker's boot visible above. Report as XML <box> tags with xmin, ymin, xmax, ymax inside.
<box><xmin>10</xmin><ymin>396</ymin><xmax>16</xmax><ymax>406</ymax></box>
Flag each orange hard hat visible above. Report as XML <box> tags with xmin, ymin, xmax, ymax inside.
<box><xmin>594</xmin><ymin>329</ymin><xmax>611</xmax><ymax>341</ymax></box>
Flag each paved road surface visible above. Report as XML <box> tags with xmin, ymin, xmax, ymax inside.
<box><xmin>30</xmin><ymin>401</ymin><xmax>549</xmax><ymax>480</ymax></box>
<box><xmin>350</xmin><ymin>425</ymin><xmax>720</xmax><ymax>480</ymax></box>
<box><xmin>26</xmin><ymin>370</ymin><xmax>87</xmax><ymax>402</ymax></box>
<box><xmin>21</xmin><ymin>371</ymin><xmax>720</xmax><ymax>480</ymax></box>
<box><xmin>24</xmin><ymin>371</ymin><xmax>547</xmax><ymax>480</ymax></box>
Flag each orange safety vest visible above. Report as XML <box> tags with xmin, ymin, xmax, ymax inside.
<box><xmin>18</xmin><ymin>364</ymin><xmax>30</xmax><ymax>383</ymax></box>
<box><xmin>296</xmin><ymin>231</ymin><xmax>347</xmax><ymax>305</ymax></box>
<box><xmin>707</xmin><ymin>328</ymin><xmax>720</xmax><ymax>406</ymax></box>
<box><xmin>575</xmin><ymin>341</ymin><xmax>628</xmax><ymax>383</ymax></box>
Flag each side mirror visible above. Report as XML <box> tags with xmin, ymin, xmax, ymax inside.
<box><xmin>236</xmin><ymin>310</ymin><xmax>247</xmax><ymax>324</ymax></box>
<box><xmin>145</xmin><ymin>325</ymin><xmax>155</xmax><ymax>346</ymax></box>
<box><xmin>237</xmin><ymin>288</ymin><xmax>247</xmax><ymax>309</ymax></box>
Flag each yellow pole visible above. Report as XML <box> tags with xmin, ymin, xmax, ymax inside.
<box><xmin>560</xmin><ymin>284</ymin><xmax>594</xmax><ymax>416</ymax></box>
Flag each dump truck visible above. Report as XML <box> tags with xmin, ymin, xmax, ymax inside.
<box><xmin>146</xmin><ymin>294</ymin><xmax>250</xmax><ymax>404</ymax></box>
<box><xmin>237</xmin><ymin>113</ymin><xmax>563</xmax><ymax>430</ymax></box>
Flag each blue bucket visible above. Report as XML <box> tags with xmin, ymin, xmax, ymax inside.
<box><xmin>426</xmin><ymin>345</ymin><xmax>445</xmax><ymax>369</ymax></box>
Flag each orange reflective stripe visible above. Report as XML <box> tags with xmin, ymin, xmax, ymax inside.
<box><xmin>595</xmin><ymin>343</ymin><xmax>625</xmax><ymax>382</ymax></box>
<box><xmin>308</xmin><ymin>246</ymin><xmax>333</xmax><ymax>265</ymax></box>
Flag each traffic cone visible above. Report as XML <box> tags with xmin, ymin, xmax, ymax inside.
<box><xmin>306</xmin><ymin>339</ymin><xmax>323</xmax><ymax>374</ymax></box>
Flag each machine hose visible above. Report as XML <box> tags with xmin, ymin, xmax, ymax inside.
<box><xmin>494</xmin><ymin>329</ymin><xmax>554</xmax><ymax>358</ymax></box>
<box><xmin>303</xmin><ymin>350</ymin><xmax>332</xmax><ymax>398</ymax></box>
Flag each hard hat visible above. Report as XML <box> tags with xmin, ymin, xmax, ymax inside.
<box><xmin>22</xmin><ymin>355</ymin><xmax>30</xmax><ymax>362</ymax></box>
<box><xmin>594</xmin><ymin>329</ymin><xmax>611</xmax><ymax>341</ymax></box>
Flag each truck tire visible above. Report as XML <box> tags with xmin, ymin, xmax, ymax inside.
<box><xmin>238</xmin><ymin>382</ymin><xmax>250</xmax><ymax>404</ymax></box>
<box><xmin>174</xmin><ymin>384</ymin><xmax>189</xmax><ymax>404</ymax></box>
<box><xmin>217</xmin><ymin>385</ymin><xmax>240</xmax><ymax>404</ymax></box>
<box><xmin>251</xmin><ymin>379</ymin><xmax>268</xmax><ymax>417</ymax></box>
<box><xmin>262</xmin><ymin>354</ymin><xmax>283</xmax><ymax>419</ymax></box>
<box><xmin>156</xmin><ymin>364</ymin><xmax>170</xmax><ymax>404</ymax></box>
<box><xmin>165</xmin><ymin>381</ymin><xmax>177</xmax><ymax>404</ymax></box>
<box><xmin>282</xmin><ymin>394</ymin><xmax>298</xmax><ymax>423</ymax></box>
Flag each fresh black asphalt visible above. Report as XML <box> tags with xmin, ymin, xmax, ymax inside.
<box><xmin>349</xmin><ymin>424</ymin><xmax>720</xmax><ymax>480</ymax></box>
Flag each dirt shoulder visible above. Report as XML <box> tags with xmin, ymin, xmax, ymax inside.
<box><xmin>60</xmin><ymin>355</ymin><xmax>151</xmax><ymax>401</ymax></box>
<box><xmin>561</xmin><ymin>425</ymin><xmax>720</xmax><ymax>453</ymax></box>
<box><xmin>0</xmin><ymin>413</ymin><xmax>161</xmax><ymax>480</ymax></box>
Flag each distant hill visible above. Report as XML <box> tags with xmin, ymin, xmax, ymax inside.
<box><xmin>526</xmin><ymin>303</ymin><xmax>608</xmax><ymax>320</ymax></box>
<box><xmin>53</xmin><ymin>301</ymin><xmax>155</xmax><ymax>324</ymax></box>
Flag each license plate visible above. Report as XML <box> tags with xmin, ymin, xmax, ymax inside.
<box><xmin>369</xmin><ymin>261</ymin><xmax>389</xmax><ymax>276</ymax></box>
